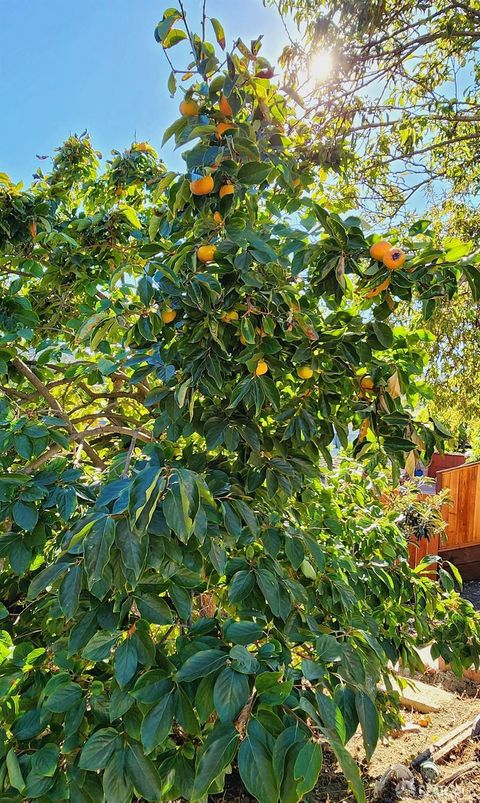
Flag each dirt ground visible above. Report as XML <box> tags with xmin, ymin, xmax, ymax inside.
<box><xmin>461</xmin><ymin>581</ymin><xmax>480</xmax><ymax>610</ymax></box>
<box><xmin>314</xmin><ymin>671</ymin><xmax>480</xmax><ymax>803</ymax></box>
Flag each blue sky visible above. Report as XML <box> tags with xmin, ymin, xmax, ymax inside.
<box><xmin>0</xmin><ymin>0</ymin><xmax>286</xmax><ymax>184</ymax></box>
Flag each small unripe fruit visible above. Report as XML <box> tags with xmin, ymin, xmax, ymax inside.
<box><xmin>190</xmin><ymin>176</ymin><xmax>215</xmax><ymax>195</ymax></box>
<box><xmin>255</xmin><ymin>360</ymin><xmax>269</xmax><ymax>376</ymax></box>
<box><xmin>161</xmin><ymin>309</ymin><xmax>176</xmax><ymax>324</ymax></box>
<box><xmin>369</xmin><ymin>240</ymin><xmax>392</xmax><ymax>261</ymax></box>
<box><xmin>197</xmin><ymin>244</ymin><xmax>217</xmax><ymax>264</ymax></box>
<box><xmin>219</xmin><ymin>183</ymin><xmax>235</xmax><ymax>199</ymax></box>
<box><xmin>219</xmin><ymin>94</ymin><xmax>233</xmax><ymax>117</ymax></box>
<box><xmin>383</xmin><ymin>247</ymin><xmax>406</xmax><ymax>270</ymax></box>
<box><xmin>179</xmin><ymin>99</ymin><xmax>199</xmax><ymax>117</ymax></box>
<box><xmin>297</xmin><ymin>366</ymin><xmax>313</xmax><ymax>379</ymax></box>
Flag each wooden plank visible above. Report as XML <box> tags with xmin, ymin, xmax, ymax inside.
<box><xmin>475</xmin><ymin>465</ymin><xmax>480</xmax><ymax>542</ymax></box>
<box><xmin>389</xmin><ymin>676</ymin><xmax>454</xmax><ymax>713</ymax></box>
<box><xmin>411</xmin><ymin>714</ymin><xmax>480</xmax><ymax>768</ymax></box>
<box><xmin>438</xmin><ymin>542</ymin><xmax>480</xmax><ymax>580</ymax></box>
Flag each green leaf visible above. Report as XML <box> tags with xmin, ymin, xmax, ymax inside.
<box><xmin>256</xmin><ymin>568</ymin><xmax>281</xmax><ymax>616</ymax></box>
<box><xmin>6</xmin><ymin>749</ymin><xmax>25</xmax><ymax>793</ymax></box>
<box><xmin>154</xmin><ymin>9</ymin><xmax>181</xmax><ymax>44</ymax></box>
<box><xmin>316</xmin><ymin>634</ymin><xmax>343</xmax><ymax>662</ymax></box>
<box><xmin>135</xmin><ymin>593</ymin><xmax>173</xmax><ymax>625</ymax></box>
<box><xmin>193</xmin><ymin>724</ymin><xmax>240</xmax><ymax>798</ymax></box>
<box><xmin>294</xmin><ymin>741</ymin><xmax>322</xmax><ymax>797</ymax></box>
<box><xmin>355</xmin><ymin>692</ymin><xmax>379</xmax><ymax>761</ymax></box>
<box><xmin>224</xmin><ymin>619</ymin><xmax>264</xmax><ymax>645</ymax></box>
<box><xmin>175</xmin><ymin>687</ymin><xmax>201</xmax><ymax>735</ymax></box>
<box><xmin>131</xmin><ymin>672</ymin><xmax>173</xmax><ymax>704</ymax></box>
<box><xmin>211</xmin><ymin>17</ymin><xmax>226</xmax><ymax>49</ymax></box>
<box><xmin>31</xmin><ymin>743</ymin><xmax>59</xmax><ymax>778</ymax></box>
<box><xmin>163</xmin><ymin>28</ymin><xmax>187</xmax><ymax>48</ymax></box>
<box><xmin>228</xmin><ymin>570</ymin><xmax>255</xmax><ymax>603</ymax></box>
<box><xmin>79</xmin><ymin>728</ymin><xmax>119</xmax><ymax>771</ymax></box>
<box><xmin>430</xmin><ymin>416</ymin><xmax>453</xmax><ymax>438</ymax></box>
<box><xmin>372</xmin><ymin>321</ymin><xmax>393</xmax><ymax>348</ymax></box>
<box><xmin>315</xmin><ymin>691</ymin><xmax>346</xmax><ymax>742</ymax></box>
<box><xmin>334</xmin><ymin>687</ymin><xmax>359</xmax><ymax>743</ymax></box>
<box><xmin>115</xmin><ymin>521</ymin><xmax>146</xmax><ymax>587</ymax></box>
<box><xmin>125</xmin><ymin>742</ymin><xmax>164</xmax><ymax>801</ymax></box>
<box><xmin>213</xmin><ymin>667</ymin><xmax>250</xmax><ymax>722</ymax></box>
<box><xmin>45</xmin><ymin>681</ymin><xmax>83</xmax><ymax>712</ymax></box>
<box><xmin>140</xmin><ymin>690</ymin><xmax>175</xmax><ymax>753</ymax></box>
<box><xmin>12</xmin><ymin>499</ymin><xmax>38</xmax><ymax>531</ymax></box>
<box><xmin>238</xmin><ymin>731</ymin><xmax>278</xmax><ymax>803</ymax></box>
<box><xmin>121</xmin><ymin>206</ymin><xmax>142</xmax><ymax>229</ymax></box>
<box><xmin>114</xmin><ymin>638</ymin><xmax>138</xmax><ymax>688</ymax></box>
<box><xmin>163</xmin><ymin>475</ymin><xmax>194</xmax><ymax>543</ymax></box>
<box><xmin>129</xmin><ymin>467</ymin><xmax>164</xmax><ymax>526</ymax></box>
<box><xmin>383</xmin><ymin>436</ymin><xmax>417</xmax><ymax>452</ymax></box>
<box><xmin>329</xmin><ymin>740</ymin><xmax>365</xmax><ymax>803</ymax></box>
<box><xmin>240</xmin><ymin>316</ymin><xmax>256</xmax><ymax>344</ymax></box>
<box><xmin>59</xmin><ymin>565</ymin><xmax>82</xmax><ymax>619</ymax></box>
<box><xmin>176</xmin><ymin>649</ymin><xmax>228</xmax><ymax>682</ymax></box>
<box><xmin>238</xmin><ymin>161</ymin><xmax>272</xmax><ymax>185</ymax></box>
<box><xmin>12</xmin><ymin>709</ymin><xmax>46</xmax><ymax>741</ymax></box>
<box><xmin>84</xmin><ymin>516</ymin><xmax>116</xmax><ymax>588</ymax></box>
<box><xmin>27</xmin><ymin>562</ymin><xmax>68</xmax><ymax>601</ymax></box>
<box><xmin>83</xmin><ymin>631</ymin><xmax>119</xmax><ymax>661</ymax></box>
<box><xmin>103</xmin><ymin>747</ymin><xmax>133</xmax><ymax>803</ymax></box>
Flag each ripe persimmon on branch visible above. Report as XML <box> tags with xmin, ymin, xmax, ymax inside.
<box><xmin>0</xmin><ymin>3</ymin><xmax>479</xmax><ymax>803</ymax></box>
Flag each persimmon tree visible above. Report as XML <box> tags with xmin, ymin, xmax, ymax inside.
<box><xmin>0</xmin><ymin>5</ymin><xmax>480</xmax><ymax>802</ymax></box>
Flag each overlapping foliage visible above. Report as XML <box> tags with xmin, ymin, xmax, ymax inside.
<box><xmin>271</xmin><ymin>0</ymin><xmax>480</xmax><ymax>215</ymax></box>
<box><xmin>1</xmin><ymin>4</ymin><xmax>480</xmax><ymax>802</ymax></box>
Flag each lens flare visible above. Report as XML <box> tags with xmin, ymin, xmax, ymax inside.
<box><xmin>309</xmin><ymin>49</ymin><xmax>334</xmax><ymax>82</ymax></box>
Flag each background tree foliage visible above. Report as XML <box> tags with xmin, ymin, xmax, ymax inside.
<box><xmin>423</xmin><ymin>203</ymin><xmax>480</xmax><ymax>444</ymax></box>
<box><xmin>270</xmin><ymin>0</ymin><xmax>480</xmax><ymax>216</ymax></box>
<box><xmin>1</xmin><ymin>3</ymin><xmax>480</xmax><ymax>802</ymax></box>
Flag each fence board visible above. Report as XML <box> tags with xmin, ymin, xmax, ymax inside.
<box><xmin>438</xmin><ymin>462</ymin><xmax>480</xmax><ymax>551</ymax></box>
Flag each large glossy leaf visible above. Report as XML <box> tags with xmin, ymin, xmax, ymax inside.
<box><xmin>193</xmin><ymin>725</ymin><xmax>240</xmax><ymax>798</ymax></box>
<box><xmin>79</xmin><ymin>728</ymin><xmax>119</xmax><ymax>771</ymax></box>
<box><xmin>125</xmin><ymin>743</ymin><xmax>164</xmax><ymax>801</ymax></box>
<box><xmin>355</xmin><ymin>691</ymin><xmax>379</xmax><ymax>760</ymax></box>
<box><xmin>238</xmin><ymin>730</ymin><xmax>278</xmax><ymax>803</ymax></box>
<box><xmin>213</xmin><ymin>667</ymin><xmax>250</xmax><ymax>722</ymax></box>
<box><xmin>176</xmin><ymin>649</ymin><xmax>228</xmax><ymax>682</ymax></box>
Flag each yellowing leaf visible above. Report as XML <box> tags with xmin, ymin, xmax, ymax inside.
<box><xmin>386</xmin><ymin>371</ymin><xmax>401</xmax><ymax>399</ymax></box>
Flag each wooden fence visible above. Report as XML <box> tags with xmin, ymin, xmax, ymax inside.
<box><xmin>437</xmin><ymin>461</ymin><xmax>480</xmax><ymax>579</ymax></box>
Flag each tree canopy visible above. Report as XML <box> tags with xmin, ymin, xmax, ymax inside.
<box><xmin>0</xmin><ymin>3</ymin><xmax>479</xmax><ymax>802</ymax></box>
<box><xmin>270</xmin><ymin>0</ymin><xmax>480</xmax><ymax>216</ymax></box>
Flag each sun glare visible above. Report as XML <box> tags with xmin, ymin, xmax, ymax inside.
<box><xmin>309</xmin><ymin>49</ymin><xmax>334</xmax><ymax>82</ymax></box>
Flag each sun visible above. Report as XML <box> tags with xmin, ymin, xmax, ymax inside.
<box><xmin>309</xmin><ymin>49</ymin><xmax>334</xmax><ymax>82</ymax></box>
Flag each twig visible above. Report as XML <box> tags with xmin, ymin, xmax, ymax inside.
<box><xmin>121</xmin><ymin>435</ymin><xmax>138</xmax><ymax>478</ymax></box>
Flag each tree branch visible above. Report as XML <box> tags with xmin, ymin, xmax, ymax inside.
<box><xmin>12</xmin><ymin>357</ymin><xmax>106</xmax><ymax>470</ymax></box>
